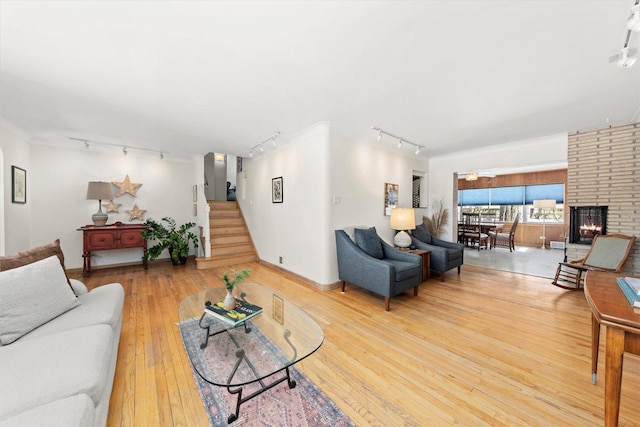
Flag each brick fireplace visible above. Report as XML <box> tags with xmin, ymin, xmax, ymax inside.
<box><xmin>566</xmin><ymin>122</ymin><xmax>639</xmax><ymax>275</ymax></box>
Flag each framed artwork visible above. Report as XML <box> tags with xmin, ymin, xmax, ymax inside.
<box><xmin>11</xmin><ymin>166</ymin><xmax>26</xmax><ymax>204</ymax></box>
<box><xmin>272</xmin><ymin>176</ymin><xmax>283</xmax><ymax>203</ymax></box>
<box><xmin>272</xmin><ymin>294</ymin><xmax>284</xmax><ymax>324</ymax></box>
<box><xmin>384</xmin><ymin>182</ymin><xmax>398</xmax><ymax>216</ymax></box>
<box><xmin>193</xmin><ymin>203</ymin><xmax>197</xmax><ymax>216</ymax></box>
<box><xmin>192</xmin><ymin>184</ymin><xmax>197</xmax><ymax>202</ymax></box>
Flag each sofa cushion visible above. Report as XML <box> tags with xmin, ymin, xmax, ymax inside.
<box><xmin>0</xmin><ymin>394</ymin><xmax>95</xmax><ymax>427</ymax></box>
<box><xmin>413</xmin><ymin>224</ymin><xmax>432</xmax><ymax>244</ymax></box>
<box><xmin>0</xmin><ymin>239</ymin><xmax>71</xmax><ymax>286</ymax></box>
<box><xmin>19</xmin><ymin>283</ymin><xmax>124</xmax><ymax>342</ymax></box>
<box><xmin>355</xmin><ymin>227</ymin><xmax>383</xmax><ymax>259</ymax></box>
<box><xmin>0</xmin><ymin>325</ymin><xmax>113</xmax><ymax>421</ymax></box>
<box><xmin>0</xmin><ymin>256</ymin><xmax>80</xmax><ymax>345</ymax></box>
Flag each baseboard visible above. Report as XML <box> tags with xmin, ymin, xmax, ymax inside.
<box><xmin>258</xmin><ymin>259</ymin><xmax>341</xmax><ymax>291</ymax></box>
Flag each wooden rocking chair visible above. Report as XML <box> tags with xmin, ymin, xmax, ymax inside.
<box><xmin>551</xmin><ymin>233</ymin><xmax>636</xmax><ymax>290</ymax></box>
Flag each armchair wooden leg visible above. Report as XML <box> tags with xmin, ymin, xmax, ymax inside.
<box><xmin>384</xmin><ymin>297</ymin><xmax>390</xmax><ymax>311</ymax></box>
<box><xmin>414</xmin><ymin>286</ymin><xmax>419</xmax><ymax>296</ymax></box>
<box><xmin>457</xmin><ymin>266</ymin><xmax>461</xmax><ymax>274</ymax></box>
<box><xmin>439</xmin><ymin>272</ymin><xmax>444</xmax><ymax>282</ymax></box>
<box><xmin>341</xmin><ymin>280</ymin><xmax>346</xmax><ymax>293</ymax></box>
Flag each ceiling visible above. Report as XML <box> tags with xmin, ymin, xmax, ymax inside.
<box><xmin>1</xmin><ymin>1</ymin><xmax>639</xmax><ymax>160</ymax></box>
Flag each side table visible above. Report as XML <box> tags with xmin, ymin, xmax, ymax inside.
<box><xmin>77</xmin><ymin>223</ymin><xmax>148</xmax><ymax>275</ymax></box>
<box><xmin>409</xmin><ymin>249</ymin><xmax>430</xmax><ymax>281</ymax></box>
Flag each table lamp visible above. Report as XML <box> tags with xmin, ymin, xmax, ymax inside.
<box><xmin>533</xmin><ymin>199</ymin><xmax>556</xmax><ymax>249</ymax></box>
<box><xmin>87</xmin><ymin>181</ymin><xmax>114</xmax><ymax>226</ymax></box>
<box><xmin>390</xmin><ymin>207</ymin><xmax>416</xmax><ymax>249</ymax></box>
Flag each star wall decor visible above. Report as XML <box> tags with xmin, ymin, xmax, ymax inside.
<box><xmin>102</xmin><ymin>200</ymin><xmax>122</xmax><ymax>213</ymax></box>
<box><xmin>125</xmin><ymin>204</ymin><xmax>147</xmax><ymax>221</ymax></box>
<box><xmin>112</xmin><ymin>175</ymin><xmax>142</xmax><ymax>197</ymax></box>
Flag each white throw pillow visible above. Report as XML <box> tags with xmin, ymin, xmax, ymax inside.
<box><xmin>0</xmin><ymin>255</ymin><xmax>80</xmax><ymax>344</ymax></box>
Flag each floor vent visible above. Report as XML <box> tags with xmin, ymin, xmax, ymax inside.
<box><xmin>550</xmin><ymin>241</ymin><xmax>565</xmax><ymax>249</ymax></box>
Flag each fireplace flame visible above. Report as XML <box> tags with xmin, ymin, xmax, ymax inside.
<box><xmin>579</xmin><ymin>223</ymin><xmax>602</xmax><ymax>238</ymax></box>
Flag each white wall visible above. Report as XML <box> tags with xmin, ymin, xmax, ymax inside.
<box><xmin>240</xmin><ymin>122</ymin><xmax>430</xmax><ymax>286</ymax></box>
<box><xmin>28</xmin><ymin>144</ymin><xmax>199</xmax><ymax>269</ymax></box>
<box><xmin>428</xmin><ymin>132</ymin><xmax>568</xmax><ymax>241</ymax></box>
<box><xmin>240</xmin><ymin>122</ymin><xmax>331</xmax><ymax>283</ymax></box>
<box><xmin>0</xmin><ymin>120</ymin><xmax>32</xmax><ymax>254</ymax></box>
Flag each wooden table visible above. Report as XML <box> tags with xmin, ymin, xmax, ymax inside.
<box><xmin>78</xmin><ymin>223</ymin><xmax>148</xmax><ymax>275</ymax></box>
<box><xmin>584</xmin><ymin>270</ymin><xmax>640</xmax><ymax>427</ymax></box>
<box><xmin>409</xmin><ymin>249</ymin><xmax>430</xmax><ymax>281</ymax></box>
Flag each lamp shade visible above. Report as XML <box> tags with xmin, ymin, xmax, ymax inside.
<box><xmin>533</xmin><ymin>199</ymin><xmax>556</xmax><ymax>209</ymax></box>
<box><xmin>390</xmin><ymin>208</ymin><xmax>416</xmax><ymax>231</ymax></box>
<box><xmin>87</xmin><ymin>182</ymin><xmax>114</xmax><ymax>201</ymax></box>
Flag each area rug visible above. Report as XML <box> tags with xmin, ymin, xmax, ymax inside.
<box><xmin>180</xmin><ymin>318</ymin><xmax>355</xmax><ymax>426</ymax></box>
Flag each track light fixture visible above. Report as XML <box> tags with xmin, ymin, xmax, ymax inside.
<box><xmin>628</xmin><ymin>4</ymin><xmax>640</xmax><ymax>32</ymax></box>
<box><xmin>68</xmin><ymin>137</ymin><xmax>167</xmax><ymax>159</ymax></box>
<box><xmin>248</xmin><ymin>131</ymin><xmax>281</xmax><ymax>157</ymax></box>
<box><xmin>618</xmin><ymin>47</ymin><xmax>637</xmax><ymax>68</ymax></box>
<box><xmin>371</xmin><ymin>127</ymin><xmax>424</xmax><ymax>155</ymax></box>
<box><xmin>612</xmin><ymin>1</ymin><xmax>639</xmax><ymax>67</ymax></box>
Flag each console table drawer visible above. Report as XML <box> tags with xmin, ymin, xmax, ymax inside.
<box><xmin>88</xmin><ymin>232</ymin><xmax>116</xmax><ymax>249</ymax></box>
<box><xmin>119</xmin><ymin>230</ymin><xmax>145</xmax><ymax>248</ymax></box>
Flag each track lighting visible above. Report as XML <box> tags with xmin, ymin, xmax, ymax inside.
<box><xmin>628</xmin><ymin>4</ymin><xmax>640</xmax><ymax>32</ymax></box>
<box><xmin>618</xmin><ymin>47</ymin><xmax>637</xmax><ymax>68</ymax></box>
<box><xmin>68</xmin><ymin>137</ymin><xmax>168</xmax><ymax>158</ymax></box>
<box><xmin>248</xmin><ymin>131</ymin><xmax>281</xmax><ymax>157</ymax></box>
<box><xmin>371</xmin><ymin>127</ymin><xmax>424</xmax><ymax>155</ymax></box>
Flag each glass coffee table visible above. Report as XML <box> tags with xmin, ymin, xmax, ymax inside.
<box><xmin>179</xmin><ymin>283</ymin><xmax>324</xmax><ymax>424</ymax></box>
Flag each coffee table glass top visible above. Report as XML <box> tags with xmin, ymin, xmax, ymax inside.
<box><xmin>179</xmin><ymin>283</ymin><xmax>324</xmax><ymax>387</ymax></box>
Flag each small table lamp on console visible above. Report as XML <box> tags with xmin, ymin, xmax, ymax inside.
<box><xmin>86</xmin><ymin>181</ymin><xmax>114</xmax><ymax>226</ymax></box>
<box><xmin>390</xmin><ymin>207</ymin><xmax>416</xmax><ymax>249</ymax></box>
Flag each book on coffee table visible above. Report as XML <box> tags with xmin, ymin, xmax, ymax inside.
<box><xmin>204</xmin><ymin>299</ymin><xmax>263</xmax><ymax>325</ymax></box>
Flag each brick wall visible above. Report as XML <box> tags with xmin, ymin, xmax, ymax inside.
<box><xmin>566</xmin><ymin>122</ymin><xmax>640</xmax><ymax>275</ymax></box>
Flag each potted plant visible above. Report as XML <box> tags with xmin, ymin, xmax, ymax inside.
<box><xmin>141</xmin><ymin>217</ymin><xmax>199</xmax><ymax>265</ymax></box>
<box><xmin>221</xmin><ymin>268</ymin><xmax>251</xmax><ymax>309</ymax></box>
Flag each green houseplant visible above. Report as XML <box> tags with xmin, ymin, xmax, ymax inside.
<box><xmin>141</xmin><ymin>217</ymin><xmax>199</xmax><ymax>265</ymax></box>
<box><xmin>221</xmin><ymin>268</ymin><xmax>251</xmax><ymax>309</ymax></box>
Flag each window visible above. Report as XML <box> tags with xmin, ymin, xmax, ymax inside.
<box><xmin>458</xmin><ymin>184</ymin><xmax>564</xmax><ymax>223</ymax></box>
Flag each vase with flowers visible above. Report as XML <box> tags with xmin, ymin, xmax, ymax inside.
<box><xmin>221</xmin><ymin>269</ymin><xmax>251</xmax><ymax>310</ymax></box>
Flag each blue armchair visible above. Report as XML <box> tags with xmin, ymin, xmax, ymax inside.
<box><xmin>335</xmin><ymin>227</ymin><xmax>422</xmax><ymax>311</ymax></box>
<box><xmin>411</xmin><ymin>224</ymin><xmax>464</xmax><ymax>282</ymax></box>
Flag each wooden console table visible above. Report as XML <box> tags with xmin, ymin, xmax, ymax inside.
<box><xmin>78</xmin><ymin>224</ymin><xmax>148</xmax><ymax>275</ymax></box>
<box><xmin>584</xmin><ymin>270</ymin><xmax>640</xmax><ymax>426</ymax></box>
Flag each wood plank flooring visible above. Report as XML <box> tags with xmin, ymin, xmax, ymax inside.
<box><xmin>72</xmin><ymin>261</ymin><xmax>640</xmax><ymax>426</ymax></box>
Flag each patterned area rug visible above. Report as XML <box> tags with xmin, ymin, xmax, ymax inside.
<box><xmin>180</xmin><ymin>318</ymin><xmax>355</xmax><ymax>426</ymax></box>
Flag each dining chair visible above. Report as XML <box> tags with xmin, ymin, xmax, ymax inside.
<box><xmin>489</xmin><ymin>213</ymin><xmax>520</xmax><ymax>252</ymax></box>
<box><xmin>459</xmin><ymin>213</ymin><xmax>489</xmax><ymax>250</ymax></box>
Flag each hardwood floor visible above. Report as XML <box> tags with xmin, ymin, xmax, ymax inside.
<box><xmin>72</xmin><ymin>261</ymin><xmax>640</xmax><ymax>426</ymax></box>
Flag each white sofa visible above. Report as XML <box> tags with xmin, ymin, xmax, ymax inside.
<box><xmin>0</xmin><ymin>241</ymin><xmax>123</xmax><ymax>427</ymax></box>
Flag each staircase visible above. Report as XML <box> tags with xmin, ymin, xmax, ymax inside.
<box><xmin>195</xmin><ymin>201</ymin><xmax>258</xmax><ymax>270</ymax></box>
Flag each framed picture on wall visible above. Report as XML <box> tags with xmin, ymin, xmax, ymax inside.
<box><xmin>272</xmin><ymin>177</ymin><xmax>283</xmax><ymax>203</ymax></box>
<box><xmin>12</xmin><ymin>166</ymin><xmax>26</xmax><ymax>204</ymax></box>
<box><xmin>384</xmin><ymin>182</ymin><xmax>398</xmax><ymax>216</ymax></box>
